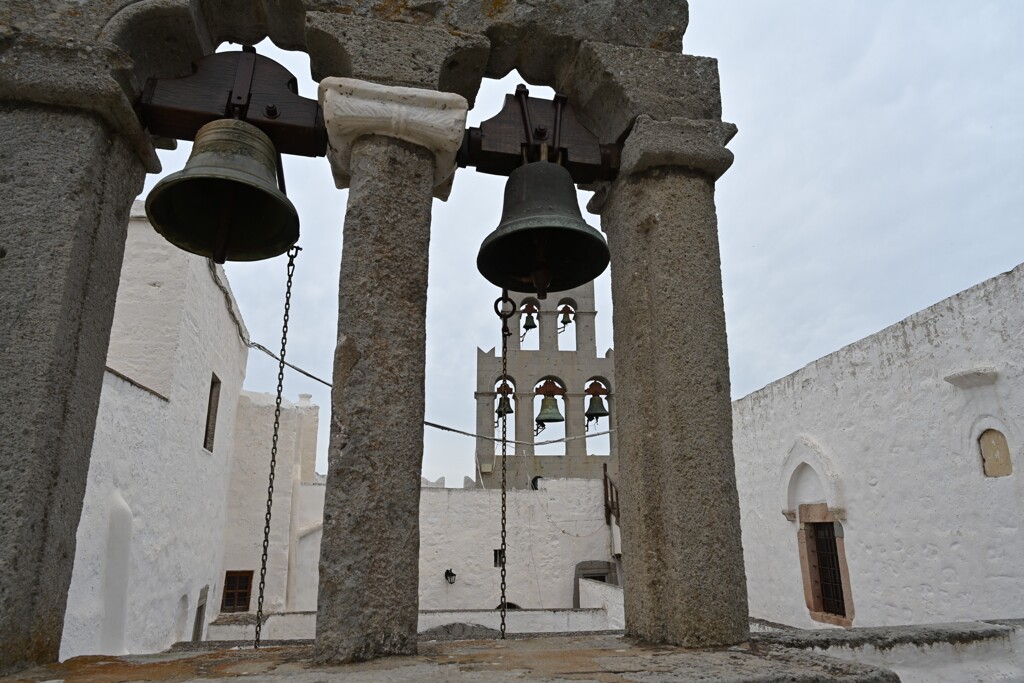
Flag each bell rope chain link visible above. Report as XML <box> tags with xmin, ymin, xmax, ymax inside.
<box><xmin>254</xmin><ymin>245</ymin><xmax>300</xmax><ymax>648</ymax></box>
<box><xmin>494</xmin><ymin>291</ymin><xmax>515</xmax><ymax>639</ymax></box>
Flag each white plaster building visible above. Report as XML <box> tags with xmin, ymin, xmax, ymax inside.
<box><xmin>734</xmin><ymin>263</ymin><xmax>1024</xmax><ymax>630</ymax></box>
<box><xmin>61</xmin><ymin>203</ymin><xmax>322</xmax><ymax>658</ymax></box>
<box><xmin>61</xmin><ymin>202</ymin><xmax>250</xmax><ymax>658</ymax></box>
<box><xmin>64</xmin><ymin>202</ymin><xmax>1024</xmax><ymax>660</ymax></box>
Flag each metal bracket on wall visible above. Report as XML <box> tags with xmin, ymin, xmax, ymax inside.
<box><xmin>457</xmin><ymin>84</ymin><xmax>621</xmax><ymax>184</ymax></box>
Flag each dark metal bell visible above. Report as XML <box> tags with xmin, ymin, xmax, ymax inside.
<box><xmin>585</xmin><ymin>395</ymin><xmax>610</xmax><ymax>422</ymax></box>
<box><xmin>477</xmin><ymin>161</ymin><xmax>610</xmax><ymax>299</ymax></box>
<box><xmin>536</xmin><ymin>396</ymin><xmax>565</xmax><ymax>424</ymax></box>
<box><xmin>495</xmin><ymin>395</ymin><xmax>514</xmax><ymax>417</ymax></box>
<box><xmin>146</xmin><ymin>118</ymin><xmax>299</xmax><ymax>263</ymax></box>
<box><xmin>523</xmin><ymin>312</ymin><xmax>537</xmax><ymax>331</ymax></box>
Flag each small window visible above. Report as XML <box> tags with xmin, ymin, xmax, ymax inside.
<box><xmin>811</xmin><ymin>523</ymin><xmax>846</xmax><ymax>617</ymax></box>
<box><xmin>203</xmin><ymin>374</ymin><xmax>221</xmax><ymax>452</ymax></box>
<box><xmin>221</xmin><ymin>570</ymin><xmax>253</xmax><ymax>613</ymax></box>
<box><xmin>797</xmin><ymin>503</ymin><xmax>853</xmax><ymax>627</ymax></box>
<box><xmin>979</xmin><ymin>429</ymin><xmax>1013</xmax><ymax>477</ymax></box>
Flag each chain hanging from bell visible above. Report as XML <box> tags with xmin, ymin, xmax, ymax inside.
<box><xmin>146</xmin><ymin>118</ymin><xmax>299</xmax><ymax>263</ymax></box>
<box><xmin>477</xmin><ymin>160</ymin><xmax>610</xmax><ymax>299</ymax></box>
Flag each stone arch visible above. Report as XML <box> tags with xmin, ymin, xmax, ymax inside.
<box><xmin>98</xmin><ymin>490</ymin><xmax>133</xmax><ymax>655</ymax></box>
<box><xmin>100</xmin><ymin>0</ymin><xmax>208</xmax><ymax>96</ymax></box>
<box><xmin>779</xmin><ymin>435</ymin><xmax>844</xmax><ymax>521</ymax></box>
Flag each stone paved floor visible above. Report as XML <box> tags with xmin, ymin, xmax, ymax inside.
<box><xmin>8</xmin><ymin>634</ymin><xmax>897</xmax><ymax>682</ymax></box>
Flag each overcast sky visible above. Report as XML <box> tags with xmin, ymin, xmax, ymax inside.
<box><xmin>139</xmin><ymin>1</ymin><xmax>1024</xmax><ymax>484</ymax></box>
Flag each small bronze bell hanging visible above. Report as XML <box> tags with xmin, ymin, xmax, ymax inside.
<box><xmin>495</xmin><ymin>395</ymin><xmax>514</xmax><ymax>417</ymax></box>
<box><xmin>559</xmin><ymin>305</ymin><xmax>574</xmax><ymax>326</ymax></box>
<box><xmin>146</xmin><ymin>118</ymin><xmax>299</xmax><ymax>263</ymax></box>
<box><xmin>584</xmin><ymin>395</ymin><xmax>609</xmax><ymax>422</ymax></box>
<box><xmin>536</xmin><ymin>396</ymin><xmax>565</xmax><ymax>424</ymax></box>
<box><xmin>477</xmin><ymin>161</ymin><xmax>610</xmax><ymax>299</ymax></box>
<box><xmin>522</xmin><ymin>306</ymin><xmax>538</xmax><ymax>331</ymax></box>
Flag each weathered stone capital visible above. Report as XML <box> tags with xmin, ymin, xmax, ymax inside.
<box><xmin>319</xmin><ymin>78</ymin><xmax>468</xmax><ymax>200</ymax></box>
<box><xmin>620</xmin><ymin>115</ymin><xmax>738</xmax><ymax>180</ymax></box>
<box><xmin>0</xmin><ymin>35</ymin><xmax>160</xmax><ymax>171</ymax></box>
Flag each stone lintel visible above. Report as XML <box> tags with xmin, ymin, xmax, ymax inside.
<box><xmin>304</xmin><ymin>12</ymin><xmax>489</xmax><ymax>106</ymax></box>
<box><xmin>319</xmin><ymin>78</ymin><xmax>468</xmax><ymax>199</ymax></box>
<box><xmin>944</xmin><ymin>367</ymin><xmax>999</xmax><ymax>389</ymax></box>
<box><xmin>0</xmin><ymin>35</ymin><xmax>160</xmax><ymax>172</ymax></box>
<box><xmin>562</xmin><ymin>41</ymin><xmax>723</xmax><ymax>143</ymax></box>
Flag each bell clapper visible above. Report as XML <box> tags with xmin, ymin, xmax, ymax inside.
<box><xmin>534</xmin><ymin>422</ymin><xmax>546</xmax><ymax>436</ymax></box>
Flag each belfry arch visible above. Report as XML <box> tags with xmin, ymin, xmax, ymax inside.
<box><xmin>0</xmin><ymin>0</ymin><xmax>745</xmax><ymax>672</ymax></box>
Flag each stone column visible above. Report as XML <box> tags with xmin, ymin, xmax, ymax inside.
<box><xmin>598</xmin><ymin>116</ymin><xmax>749</xmax><ymax>647</ymax></box>
<box><xmin>0</xmin><ymin>106</ymin><xmax>145</xmax><ymax>673</ymax></box>
<box><xmin>515</xmin><ymin>392</ymin><xmax>536</xmax><ymax>457</ymax></box>
<box><xmin>564</xmin><ymin>393</ymin><xmax>587</xmax><ymax>457</ymax></box>
<box><xmin>475</xmin><ymin>391</ymin><xmax>495</xmax><ymax>470</ymax></box>
<box><xmin>315</xmin><ymin>79</ymin><xmax>467</xmax><ymax>663</ymax></box>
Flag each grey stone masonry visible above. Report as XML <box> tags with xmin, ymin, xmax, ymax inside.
<box><xmin>0</xmin><ymin>107</ymin><xmax>144</xmax><ymax>675</ymax></box>
<box><xmin>596</xmin><ymin>106</ymin><xmax>748</xmax><ymax>645</ymax></box>
<box><xmin>314</xmin><ymin>136</ymin><xmax>435</xmax><ymax>663</ymax></box>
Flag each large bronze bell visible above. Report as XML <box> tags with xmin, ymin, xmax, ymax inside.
<box><xmin>535</xmin><ymin>396</ymin><xmax>565</xmax><ymax>424</ymax></box>
<box><xmin>478</xmin><ymin>161</ymin><xmax>610</xmax><ymax>299</ymax></box>
<box><xmin>146</xmin><ymin>118</ymin><xmax>299</xmax><ymax>263</ymax></box>
<box><xmin>585</xmin><ymin>395</ymin><xmax>610</xmax><ymax>422</ymax></box>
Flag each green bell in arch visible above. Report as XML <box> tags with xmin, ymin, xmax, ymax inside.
<box><xmin>495</xmin><ymin>395</ymin><xmax>514</xmax><ymax>417</ymax></box>
<box><xmin>535</xmin><ymin>396</ymin><xmax>565</xmax><ymax>424</ymax></box>
<box><xmin>585</xmin><ymin>395</ymin><xmax>609</xmax><ymax>422</ymax></box>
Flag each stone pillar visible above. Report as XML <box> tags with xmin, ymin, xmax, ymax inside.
<box><xmin>475</xmin><ymin>392</ymin><xmax>495</xmax><ymax>469</ymax></box>
<box><xmin>564</xmin><ymin>393</ymin><xmax>587</xmax><ymax>457</ymax></box>
<box><xmin>539</xmin><ymin>308</ymin><xmax>558</xmax><ymax>350</ymax></box>
<box><xmin>315</xmin><ymin>78</ymin><xmax>467</xmax><ymax>663</ymax></box>
<box><xmin>0</xmin><ymin>106</ymin><xmax>145</xmax><ymax>673</ymax></box>
<box><xmin>515</xmin><ymin>392</ymin><xmax>536</xmax><ymax>457</ymax></box>
<box><xmin>598</xmin><ymin>116</ymin><xmax>749</xmax><ymax>647</ymax></box>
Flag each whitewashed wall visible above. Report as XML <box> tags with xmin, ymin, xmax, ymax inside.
<box><xmin>419</xmin><ymin>479</ymin><xmax>614</xmax><ymax>611</ymax></box>
<box><xmin>62</xmin><ymin>203</ymin><xmax>249</xmax><ymax>658</ymax></box>
<box><xmin>218</xmin><ymin>391</ymin><xmax>320</xmax><ymax>615</ymax></box>
<box><xmin>733</xmin><ymin>263</ymin><xmax>1024</xmax><ymax>628</ymax></box>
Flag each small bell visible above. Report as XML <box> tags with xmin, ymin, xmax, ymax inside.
<box><xmin>495</xmin><ymin>395</ymin><xmax>514</xmax><ymax>417</ymax></box>
<box><xmin>559</xmin><ymin>305</ymin><xmax>574</xmax><ymax>326</ymax></box>
<box><xmin>585</xmin><ymin>395</ymin><xmax>610</xmax><ymax>422</ymax></box>
<box><xmin>146</xmin><ymin>118</ymin><xmax>299</xmax><ymax>263</ymax></box>
<box><xmin>536</xmin><ymin>396</ymin><xmax>565</xmax><ymax>424</ymax></box>
<box><xmin>477</xmin><ymin>161</ymin><xmax>610</xmax><ymax>299</ymax></box>
<box><xmin>523</xmin><ymin>312</ymin><xmax>537</xmax><ymax>331</ymax></box>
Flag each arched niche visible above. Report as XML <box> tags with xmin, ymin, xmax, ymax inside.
<box><xmin>779</xmin><ymin>435</ymin><xmax>844</xmax><ymax>522</ymax></box>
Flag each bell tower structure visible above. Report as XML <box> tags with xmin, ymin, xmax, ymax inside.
<box><xmin>474</xmin><ymin>281</ymin><xmax>616</xmax><ymax>488</ymax></box>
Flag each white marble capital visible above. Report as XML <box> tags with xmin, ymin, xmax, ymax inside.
<box><xmin>318</xmin><ymin>77</ymin><xmax>468</xmax><ymax>200</ymax></box>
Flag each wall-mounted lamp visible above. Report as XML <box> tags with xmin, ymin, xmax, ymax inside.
<box><xmin>444</xmin><ymin>568</ymin><xmax>457</xmax><ymax>584</ymax></box>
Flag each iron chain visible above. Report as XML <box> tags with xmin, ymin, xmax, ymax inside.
<box><xmin>254</xmin><ymin>246</ymin><xmax>300</xmax><ymax>649</ymax></box>
<box><xmin>495</xmin><ymin>291</ymin><xmax>514</xmax><ymax>640</ymax></box>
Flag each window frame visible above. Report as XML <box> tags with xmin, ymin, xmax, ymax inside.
<box><xmin>797</xmin><ymin>503</ymin><xmax>854</xmax><ymax>627</ymax></box>
<box><xmin>220</xmin><ymin>570</ymin><xmax>254</xmax><ymax>613</ymax></box>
